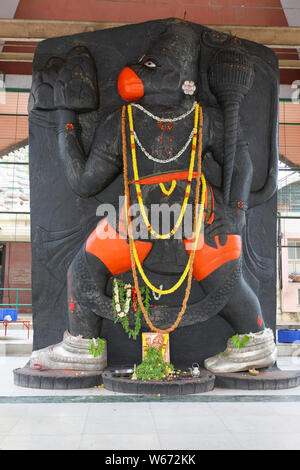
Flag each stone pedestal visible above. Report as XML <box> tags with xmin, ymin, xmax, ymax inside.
<box><xmin>13</xmin><ymin>363</ymin><xmax>103</xmax><ymax>389</ymax></box>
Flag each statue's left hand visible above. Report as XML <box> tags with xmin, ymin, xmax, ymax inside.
<box><xmin>54</xmin><ymin>45</ymin><xmax>99</xmax><ymax>112</ymax></box>
<box><xmin>205</xmin><ymin>203</ymin><xmax>246</xmax><ymax>248</ymax></box>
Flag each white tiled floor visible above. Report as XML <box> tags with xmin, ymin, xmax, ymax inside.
<box><xmin>0</xmin><ymin>322</ymin><xmax>33</xmax><ymax>356</ymax></box>
<box><xmin>1</xmin><ymin>355</ymin><xmax>300</xmax><ymax>450</ymax></box>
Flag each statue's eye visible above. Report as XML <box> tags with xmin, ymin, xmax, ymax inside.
<box><xmin>144</xmin><ymin>60</ymin><xmax>157</xmax><ymax>68</ymax></box>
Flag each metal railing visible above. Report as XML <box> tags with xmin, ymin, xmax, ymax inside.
<box><xmin>0</xmin><ymin>288</ymin><xmax>32</xmax><ymax>309</ymax></box>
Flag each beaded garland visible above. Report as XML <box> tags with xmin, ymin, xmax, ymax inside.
<box><xmin>127</xmin><ymin>103</ymin><xmax>201</xmax><ymax>240</ymax></box>
<box><xmin>130</xmin><ymin>100</ymin><xmax>197</xmax><ymax>122</ymax></box>
<box><xmin>129</xmin><ymin>173</ymin><xmax>206</xmax><ymax>296</ymax></box>
<box><xmin>132</xmin><ymin>126</ymin><xmax>196</xmax><ymax>164</ymax></box>
<box><xmin>130</xmin><ymin>100</ymin><xmax>197</xmax><ymax>165</ymax></box>
<box><xmin>122</xmin><ymin>104</ymin><xmax>207</xmax><ymax>334</ymax></box>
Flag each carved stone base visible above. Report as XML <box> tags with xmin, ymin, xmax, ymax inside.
<box><xmin>214</xmin><ymin>368</ymin><xmax>300</xmax><ymax>390</ymax></box>
<box><xmin>102</xmin><ymin>369</ymin><xmax>215</xmax><ymax>395</ymax></box>
<box><xmin>13</xmin><ymin>363</ymin><xmax>103</xmax><ymax>389</ymax></box>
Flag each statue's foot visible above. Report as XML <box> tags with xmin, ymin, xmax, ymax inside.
<box><xmin>204</xmin><ymin>328</ymin><xmax>277</xmax><ymax>374</ymax></box>
<box><xmin>29</xmin><ymin>330</ymin><xmax>107</xmax><ymax>371</ymax></box>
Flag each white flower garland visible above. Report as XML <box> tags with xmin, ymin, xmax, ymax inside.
<box><xmin>152</xmin><ymin>286</ymin><xmax>163</xmax><ymax>300</ymax></box>
<box><xmin>113</xmin><ymin>279</ymin><xmax>132</xmax><ymax>318</ymax></box>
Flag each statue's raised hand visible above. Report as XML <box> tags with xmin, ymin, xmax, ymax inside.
<box><xmin>29</xmin><ymin>46</ymin><xmax>98</xmax><ymax>113</ymax></box>
<box><xmin>54</xmin><ymin>46</ymin><xmax>98</xmax><ymax>112</ymax></box>
<box><xmin>29</xmin><ymin>56</ymin><xmax>64</xmax><ymax>111</ymax></box>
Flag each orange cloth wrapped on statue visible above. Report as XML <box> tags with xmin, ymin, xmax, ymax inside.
<box><xmin>85</xmin><ymin>171</ymin><xmax>241</xmax><ymax>280</ymax></box>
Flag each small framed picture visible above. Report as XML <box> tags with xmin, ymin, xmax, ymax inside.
<box><xmin>142</xmin><ymin>332</ymin><xmax>170</xmax><ymax>363</ymax></box>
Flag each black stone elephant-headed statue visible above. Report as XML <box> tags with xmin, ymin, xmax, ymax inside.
<box><xmin>28</xmin><ymin>19</ymin><xmax>279</xmax><ymax>372</ymax></box>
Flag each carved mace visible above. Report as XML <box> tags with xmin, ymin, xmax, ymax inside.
<box><xmin>208</xmin><ymin>44</ymin><xmax>255</xmax><ymax>205</ymax></box>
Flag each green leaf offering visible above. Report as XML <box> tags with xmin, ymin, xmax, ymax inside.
<box><xmin>89</xmin><ymin>338</ymin><xmax>106</xmax><ymax>357</ymax></box>
<box><xmin>232</xmin><ymin>334</ymin><xmax>250</xmax><ymax>349</ymax></box>
<box><xmin>136</xmin><ymin>346</ymin><xmax>173</xmax><ymax>381</ymax></box>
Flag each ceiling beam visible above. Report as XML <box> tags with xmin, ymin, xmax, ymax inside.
<box><xmin>279</xmin><ymin>60</ymin><xmax>300</xmax><ymax>69</ymax></box>
<box><xmin>0</xmin><ymin>19</ymin><xmax>126</xmax><ymax>41</ymax></box>
<box><xmin>0</xmin><ymin>52</ymin><xmax>34</xmax><ymax>62</ymax></box>
<box><xmin>207</xmin><ymin>25</ymin><xmax>300</xmax><ymax>49</ymax></box>
<box><xmin>1</xmin><ymin>19</ymin><xmax>300</xmax><ymax>48</ymax></box>
<box><xmin>0</xmin><ymin>20</ymin><xmax>300</xmax><ymax>69</ymax></box>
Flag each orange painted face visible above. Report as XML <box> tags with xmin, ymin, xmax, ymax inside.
<box><xmin>117</xmin><ymin>66</ymin><xmax>144</xmax><ymax>102</ymax></box>
<box><xmin>117</xmin><ymin>23</ymin><xmax>199</xmax><ymax>106</ymax></box>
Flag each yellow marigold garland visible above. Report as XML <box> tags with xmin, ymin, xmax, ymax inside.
<box><xmin>122</xmin><ymin>104</ymin><xmax>206</xmax><ymax>333</ymax></box>
<box><xmin>159</xmin><ymin>180</ymin><xmax>177</xmax><ymax>196</ymax></box>
<box><xmin>127</xmin><ymin>103</ymin><xmax>200</xmax><ymax>240</ymax></box>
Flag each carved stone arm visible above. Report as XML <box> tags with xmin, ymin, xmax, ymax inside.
<box><xmin>57</xmin><ymin>109</ymin><xmax>122</xmax><ymax>198</ymax></box>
